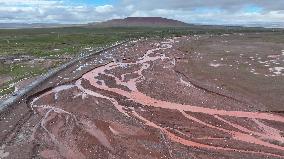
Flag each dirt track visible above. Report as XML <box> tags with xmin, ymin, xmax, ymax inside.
<box><xmin>0</xmin><ymin>36</ymin><xmax>284</xmax><ymax>159</ymax></box>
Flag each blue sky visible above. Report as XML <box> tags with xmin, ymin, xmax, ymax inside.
<box><xmin>73</xmin><ymin>0</ymin><xmax>116</xmax><ymax>6</ymax></box>
<box><xmin>242</xmin><ymin>5</ymin><xmax>263</xmax><ymax>13</ymax></box>
<box><xmin>0</xmin><ymin>0</ymin><xmax>283</xmax><ymax>27</ymax></box>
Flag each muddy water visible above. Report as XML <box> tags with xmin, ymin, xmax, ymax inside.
<box><xmin>30</xmin><ymin>38</ymin><xmax>284</xmax><ymax>158</ymax></box>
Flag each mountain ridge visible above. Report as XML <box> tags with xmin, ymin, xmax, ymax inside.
<box><xmin>89</xmin><ymin>17</ymin><xmax>190</xmax><ymax>27</ymax></box>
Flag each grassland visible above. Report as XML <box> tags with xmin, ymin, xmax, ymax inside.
<box><xmin>0</xmin><ymin>26</ymin><xmax>278</xmax><ymax>56</ymax></box>
<box><xmin>0</xmin><ymin>26</ymin><xmax>282</xmax><ymax>97</ymax></box>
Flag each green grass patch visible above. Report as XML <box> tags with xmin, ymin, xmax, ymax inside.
<box><xmin>0</xmin><ymin>62</ymin><xmax>62</xmax><ymax>96</ymax></box>
<box><xmin>0</xmin><ymin>26</ymin><xmax>281</xmax><ymax>97</ymax></box>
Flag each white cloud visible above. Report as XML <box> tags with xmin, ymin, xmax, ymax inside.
<box><xmin>0</xmin><ymin>1</ymin><xmax>118</xmax><ymax>23</ymax></box>
<box><xmin>125</xmin><ymin>5</ymin><xmax>134</xmax><ymax>11</ymax></box>
<box><xmin>95</xmin><ymin>5</ymin><xmax>114</xmax><ymax>13</ymax></box>
<box><xmin>0</xmin><ymin>0</ymin><xmax>283</xmax><ymax>26</ymax></box>
<box><xmin>0</xmin><ymin>0</ymin><xmax>63</xmax><ymax>6</ymax></box>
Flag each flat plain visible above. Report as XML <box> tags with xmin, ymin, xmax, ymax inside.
<box><xmin>0</xmin><ymin>26</ymin><xmax>284</xmax><ymax>158</ymax></box>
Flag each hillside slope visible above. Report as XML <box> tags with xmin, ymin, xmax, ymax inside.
<box><xmin>90</xmin><ymin>17</ymin><xmax>189</xmax><ymax>27</ymax></box>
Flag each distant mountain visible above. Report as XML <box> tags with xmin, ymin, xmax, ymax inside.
<box><xmin>243</xmin><ymin>22</ymin><xmax>284</xmax><ymax>28</ymax></box>
<box><xmin>89</xmin><ymin>17</ymin><xmax>190</xmax><ymax>27</ymax></box>
<box><xmin>0</xmin><ymin>23</ymin><xmax>83</xmax><ymax>29</ymax></box>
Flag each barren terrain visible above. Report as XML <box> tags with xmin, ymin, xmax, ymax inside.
<box><xmin>0</xmin><ymin>33</ymin><xmax>284</xmax><ymax>159</ymax></box>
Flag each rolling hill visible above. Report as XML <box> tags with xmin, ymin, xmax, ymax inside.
<box><xmin>89</xmin><ymin>17</ymin><xmax>190</xmax><ymax>27</ymax></box>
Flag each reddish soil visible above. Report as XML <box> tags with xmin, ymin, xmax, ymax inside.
<box><xmin>0</xmin><ymin>36</ymin><xmax>284</xmax><ymax>159</ymax></box>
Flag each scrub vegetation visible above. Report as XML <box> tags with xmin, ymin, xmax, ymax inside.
<box><xmin>0</xmin><ymin>26</ymin><xmax>282</xmax><ymax>97</ymax></box>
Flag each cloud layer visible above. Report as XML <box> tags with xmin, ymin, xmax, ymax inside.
<box><xmin>0</xmin><ymin>0</ymin><xmax>118</xmax><ymax>23</ymax></box>
<box><xmin>0</xmin><ymin>0</ymin><xmax>283</xmax><ymax>26</ymax></box>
